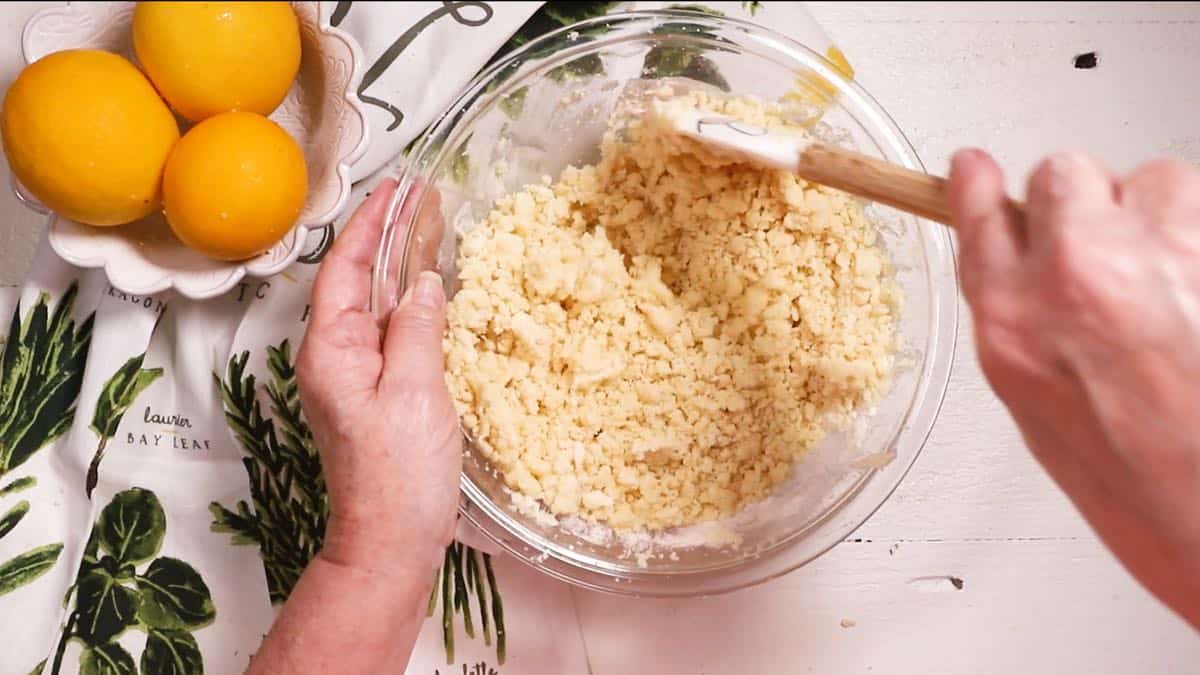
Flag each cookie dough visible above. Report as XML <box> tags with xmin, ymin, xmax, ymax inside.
<box><xmin>444</xmin><ymin>92</ymin><xmax>900</xmax><ymax>531</ymax></box>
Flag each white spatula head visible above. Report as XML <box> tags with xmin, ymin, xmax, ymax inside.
<box><xmin>652</xmin><ymin>104</ymin><xmax>810</xmax><ymax>172</ymax></box>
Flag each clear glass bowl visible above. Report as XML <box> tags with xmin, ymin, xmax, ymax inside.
<box><xmin>371</xmin><ymin>10</ymin><xmax>957</xmax><ymax>597</ymax></box>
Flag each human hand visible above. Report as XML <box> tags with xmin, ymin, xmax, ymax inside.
<box><xmin>948</xmin><ymin>149</ymin><xmax>1200</xmax><ymax>627</ymax></box>
<box><xmin>249</xmin><ymin>182</ymin><xmax>459</xmax><ymax>674</ymax></box>
<box><xmin>296</xmin><ymin>179</ymin><xmax>461</xmax><ymax>578</ymax></box>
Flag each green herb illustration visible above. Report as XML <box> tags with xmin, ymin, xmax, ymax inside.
<box><xmin>212</xmin><ymin>341</ymin><xmax>507</xmax><ymax>664</ymax></box>
<box><xmin>643</xmin><ymin>4</ymin><xmax>731</xmax><ymax>91</ymax></box>
<box><xmin>50</xmin><ymin>487</ymin><xmax>216</xmax><ymax>675</ymax></box>
<box><xmin>211</xmin><ymin>341</ymin><xmax>328</xmax><ymax>603</ymax></box>
<box><xmin>85</xmin><ymin>353</ymin><xmax>163</xmax><ymax>499</ymax></box>
<box><xmin>0</xmin><ymin>476</ymin><xmax>62</xmax><ymax>597</ymax></box>
<box><xmin>477</xmin><ymin>1</ymin><xmax>618</xmax><ymax>107</ymax></box>
<box><xmin>450</xmin><ymin>137</ymin><xmax>474</xmax><ymax>187</ymax></box>
<box><xmin>1</xmin><ymin>281</ymin><xmax>93</xmax><ymax>479</ymax></box>
<box><xmin>0</xmin><ymin>476</ymin><xmax>36</xmax><ymax>497</ymax></box>
<box><xmin>498</xmin><ymin>87</ymin><xmax>527</xmax><ymax>120</ymax></box>
<box><xmin>0</xmin><ymin>283</ymin><xmax>91</xmax><ymax>599</ymax></box>
<box><xmin>490</xmin><ymin>1</ymin><xmax>618</xmax><ymax>67</ymax></box>
<box><xmin>430</xmin><ymin>543</ymin><xmax>506</xmax><ymax>666</ymax></box>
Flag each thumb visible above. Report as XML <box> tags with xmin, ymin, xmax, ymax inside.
<box><xmin>948</xmin><ymin>148</ymin><xmax>1023</xmax><ymax>305</ymax></box>
<box><xmin>381</xmin><ymin>270</ymin><xmax>448</xmax><ymax>390</ymax></box>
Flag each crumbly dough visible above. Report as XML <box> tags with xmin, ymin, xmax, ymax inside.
<box><xmin>444</xmin><ymin>92</ymin><xmax>900</xmax><ymax>531</ymax></box>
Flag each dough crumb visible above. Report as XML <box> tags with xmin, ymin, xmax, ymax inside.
<box><xmin>444</xmin><ymin>91</ymin><xmax>900</xmax><ymax>531</ymax></box>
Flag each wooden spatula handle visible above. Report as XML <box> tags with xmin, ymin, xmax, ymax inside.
<box><xmin>796</xmin><ymin>144</ymin><xmax>956</xmax><ymax>226</ymax></box>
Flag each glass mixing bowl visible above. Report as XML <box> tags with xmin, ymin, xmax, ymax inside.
<box><xmin>371</xmin><ymin>10</ymin><xmax>957</xmax><ymax>597</ymax></box>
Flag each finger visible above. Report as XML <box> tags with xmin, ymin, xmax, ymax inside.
<box><xmin>1024</xmin><ymin>151</ymin><xmax>1118</xmax><ymax>248</ymax></box>
<box><xmin>309</xmin><ymin>179</ymin><xmax>398</xmax><ymax>341</ymax></box>
<box><xmin>948</xmin><ymin>149</ymin><xmax>1023</xmax><ymax>303</ymax></box>
<box><xmin>373</xmin><ymin>180</ymin><xmax>441</xmax><ymax>311</ymax></box>
<box><xmin>380</xmin><ymin>270</ymin><xmax>448</xmax><ymax>392</ymax></box>
<box><xmin>1119</xmin><ymin>158</ymin><xmax>1200</xmax><ymax>227</ymax></box>
<box><xmin>404</xmin><ymin>186</ymin><xmax>446</xmax><ymax>294</ymax></box>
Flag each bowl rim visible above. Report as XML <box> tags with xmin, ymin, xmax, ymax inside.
<box><xmin>375</xmin><ymin>8</ymin><xmax>959</xmax><ymax>597</ymax></box>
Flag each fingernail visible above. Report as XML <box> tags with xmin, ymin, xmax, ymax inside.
<box><xmin>411</xmin><ymin>271</ymin><xmax>444</xmax><ymax>309</ymax></box>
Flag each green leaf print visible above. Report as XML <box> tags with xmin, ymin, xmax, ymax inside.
<box><xmin>485</xmin><ymin>552</ymin><xmax>506</xmax><ymax>664</ymax></box>
<box><xmin>141</xmin><ymin>629</ymin><xmax>203</xmax><ymax>675</ymax></box>
<box><xmin>74</xmin><ymin>567</ymin><xmax>139</xmax><ymax>643</ymax></box>
<box><xmin>450</xmin><ymin>147</ymin><xmax>472</xmax><ymax>186</ymax></box>
<box><xmin>0</xmin><ymin>543</ymin><xmax>63</xmax><ymax>597</ymax></box>
<box><xmin>214</xmin><ymin>341</ymin><xmax>507</xmax><ymax>664</ymax></box>
<box><xmin>81</xmin><ymin>527</ymin><xmax>101</xmax><ymax>569</ymax></box>
<box><xmin>86</xmin><ymin>354</ymin><xmax>163</xmax><ymax>498</ymax></box>
<box><xmin>90</xmin><ymin>354</ymin><xmax>162</xmax><ymax>439</ymax></box>
<box><xmin>542</xmin><ymin>1</ymin><xmax>618</xmax><ymax>25</ymax></box>
<box><xmin>640</xmin><ymin>5</ymin><xmax>733</xmax><ymax>91</ymax></box>
<box><xmin>52</xmin><ymin>488</ymin><xmax>216</xmax><ymax>675</ymax></box>
<box><xmin>666</xmin><ymin>3</ymin><xmax>724</xmax><ymax>16</ymax></box>
<box><xmin>428</xmin><ymin>543</ymin><xmax>507</xmax><ymax>665</ymax></box>
<box><xmin>26</xmin><ymin>658</ymin><xmax>46</xmax><ymax>675</ymax></box>
<box><xmin>206</xmin><ymin>501</ymin><xmax>258</xmax><ymax>546</ymax></box>
<box><xmin>466</xmin><ymin>548</ymin><xmax>492</xmax><ymax>647</ymax></box>
<box><xmin>0</xmin><ymin>497</ymin><xmax>47</xmax><ymax>596</ymax></box>
<box><xmin>0</xmin><ymin>281</ymin><xmax>93</xmax><ymax>478</ymax></box>
<box><xmin>79</xmin><ymin>642</ymin><xmax>136</xmax><ymax>675</ymax></box>
<box><xmin>0</xmin><ymin>494</ymin><xmax>49</xmax><ymax>597</ymax></box>
<box><xmin>211</xmin><ymin>342</ymin><xmax>328</xmax><ymax>603</ymax></box>
<box><xmin>546</xmin><ymin>53</ymin><xmax>603</xmax><ymax>82</ymax></box>
<box><xmin>642</xmin><ymin>44</ymin><xmax>729</xmax><ymax>91</ymax></box>
<box><xmin>0</xmin><ymin>475</ymin><xmax>36</xmax><ymax>497</ymax></box>
<box><xmin>442</xmin><ymin>546</ymin><xmax>454</xmax><ymax>663</ymax></box>
<box><xmin>498</xmin><ymin>86</ymin><xmax>528</xmax><ymax>119</ymax></box>
<box><xmin>135</xmin><ymin>557</ymin><xmax>216</xmax><ymax>630</ymax></box>
<box><xmin>452</xmin><ymin>545</ymin><xmax>474</xmax><ymax>639</ymax></box>
<box><xmin>478</xmin><ymin>1</ymin><xmax>619</xmax><ymax>93</ymax></box>
<box><xmin>96</xmin><ymin>487</ymin><xmax>166</xmax><ymax>565</ymax></box>
<box><xmin>0</xmin><ymin>499</ymin><xmax>30</xmax><ymax>538</ymax></box>
<box><xmin>500</xmin><ymin>0</ymin><xmax>617</xmax><ymax>57</ymax></box>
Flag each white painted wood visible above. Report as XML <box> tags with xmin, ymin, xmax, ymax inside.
<box><xmin>803</xmin><ymin>0</ymin><xmax>1200</xmax><ymax>545</ymax></box>
<box><xmin>574</xmin><ymin>539</ymin><xmax>1200</xmax><ymax>674</ymax></box>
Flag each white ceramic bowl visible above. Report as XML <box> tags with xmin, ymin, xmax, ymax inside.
<box><xmin>16</xmin><ymin>1</ymin><xmax>368</xmax><ymax>299</ymax></box>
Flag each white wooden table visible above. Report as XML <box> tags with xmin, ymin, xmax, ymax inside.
<box><xmin>4</xmin><ymin>3</ymin><xmax>1199</xmax><ymax>673</ymax></box>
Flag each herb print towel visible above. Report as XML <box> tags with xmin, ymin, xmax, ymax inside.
<box><xmin>0</xmin><ymin>2</ymin><xmax>842</xmax><ymax>673</ymax></box>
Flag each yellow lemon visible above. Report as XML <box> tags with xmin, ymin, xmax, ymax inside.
<box><xmin>163</xmin><ymin>112</ymin><xmax>307</xmax><ymax>261</ymax></box>
<box><xmin>133</xmin><ymin>1</ymin><xmax>301</xmax><ymax>121</ymax></box>
<box><xmin>1</xmin><ymin>49</ymin><xmax>180</xmax><ymax>226</ymax></box>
